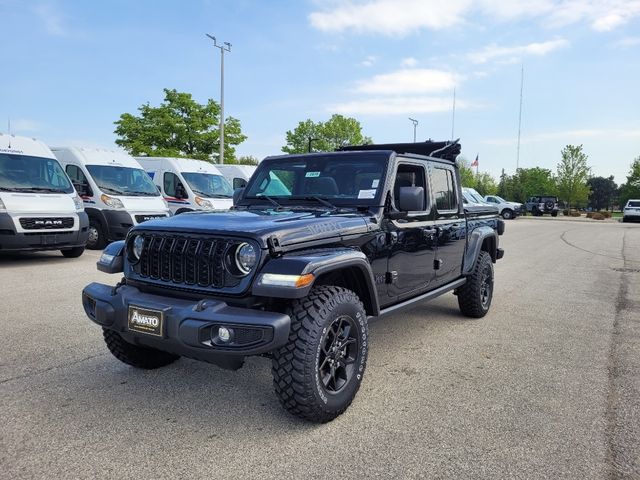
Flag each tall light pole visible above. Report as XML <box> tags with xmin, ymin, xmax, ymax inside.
<box><xmin>408</xmin><ymin>118</ymin><xmax>418</xmax><ymax>143</ymax></box>
<box><xmin>516</xmin><ymin>64</ymin><xmax>524</xmax><ymax>170</ymax></box>
<box><xmin>206</xmin><ymin>34</ymin><xmax>231</xmax><ymax>164</ymax></box>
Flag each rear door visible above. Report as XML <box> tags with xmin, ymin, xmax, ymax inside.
<box><xmin>429</xmin><ymin>162</ymin><xmax>466</xmax><ymax>287</ymax></box>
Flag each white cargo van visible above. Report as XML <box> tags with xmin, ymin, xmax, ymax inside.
<box><xmin>0</xmin><ymin>134</ymin><xmax>88</xmax><ymax>257</ymax></box>
<box><xmin>52</xmin><ymin>147</ymin><xmax>170</xmax><ymax>249</ymax></box>
<box><xmin>216</xmin><ymin>164</ymin><xmax>257</xmax><ymax>190</ymax></box>
<box><xmin>136</xmin><ymin>157</ymin><xmax>233</xmax><ymax>215</ymax></box>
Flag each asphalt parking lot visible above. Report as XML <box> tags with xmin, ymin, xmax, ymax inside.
<box><xmin>1</xmin><ymin>219</ymin><xmax>639</xmax><ymax>479</ymax></box>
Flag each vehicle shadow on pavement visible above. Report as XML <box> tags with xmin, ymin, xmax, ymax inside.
<box><xmin>0</xmin><ymin>251</ymin><xmax>88</xmax><ymax>266</ymax></box>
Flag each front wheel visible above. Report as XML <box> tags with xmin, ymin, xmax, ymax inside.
<box><xmin>457</xmin><ymin>251</ymin><xmax>494</xmax><ymax>318</ymax></box>
<box><xmin>272</xmin><ymin>286</ymin><xmax>368</xmax><ymax>423</ymax></box>
<box><xmin>87</xmin><ymin>219</ymin><xmax>106</xmax><ymax>250</ymax></box>
<box><xmin>501</xmin><ymin>209</ymin><xmax>513</xmax><ymax>220</ymax></box>
<box><xmin>61</xmin><ymin>247</ymin><xmax>85</xmax><ymax>258</ymax></box>
<box><xmin>102</xmin><ymin>329</ymin><xmax>180</xmax><ymax>369</ymax></box>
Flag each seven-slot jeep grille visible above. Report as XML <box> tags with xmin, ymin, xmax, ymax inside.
<box><xmin>132</xmin><ymin>234</ymin><xmax>238</xmax><ymax>289</ymax></box>
<box><xmin>19</xmin><ymin>217</ymin><xmax>74</xmax><ymax>230</ymax></box>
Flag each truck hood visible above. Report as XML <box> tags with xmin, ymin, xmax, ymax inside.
<box><xmin>116</xmin><ymin>195</ymin><xmax>168</xmax><ymax>212</ymax></box>
<box><xmin>0</xmin><ymin>192</ymin><xmax>76</xmax><ymax>214</ymax></box>
<box><xmin>133</xmin><ymin>208</ymin><xmax>371</xmax><ymax>248</ymax></box>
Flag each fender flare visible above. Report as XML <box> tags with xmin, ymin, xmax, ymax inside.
<box><xmin>85</xmin><ymin>207</ymin><xmax>110</xmax><ymax>236</ymax></box>
<box><xmin>252</xmin><ymin>248</ymin><xmax>380</xmax><ymax>316</ymax></box>
<box><xmin>463</xmin><ymin>226</ymin><xmax>498</xmax><ymax>275</ymax></box>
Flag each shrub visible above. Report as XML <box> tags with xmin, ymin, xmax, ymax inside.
<box><xmin>586</xmin><ymin>212</ymin><xmax>594</xmax><ymax>218</ymax></box>
<box><xmin>562</xmin><ymin>209</ymin><xmax>569</xmax><ymax>216</ymax></box>
<box><xmin>601</xmin><ymin>211</ymin><xmax>612</xmax><ymax>218</ymax></box>
<box><xmin>592</xmin><ymin>213</ymin><xmax>605</xmax><ymax>220</ymax></box>
<box><xmin>570</xmin><ymin>210</ymin><xmax>581</xmax><ymax>217</ymax></box>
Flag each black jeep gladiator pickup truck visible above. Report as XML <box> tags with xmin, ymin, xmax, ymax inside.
<box><xmin>82</xmin><ymin>140</ymin><xmax>504</xmax><ymax>423</ymax></box>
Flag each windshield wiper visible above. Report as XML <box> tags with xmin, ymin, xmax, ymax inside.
<box><xmin>100</xmin><ymin>187</ymin><xmax>126</xmax><ymax>195</ymax></box>
<box><xmin>257</xmin><ymin>194</ymin><xmax>284</xmax><ymax>209</ymax></box>
<box><xmin>12</xmin><ymin>187</ymin><xmax>66</xmax><ymax>193</ymax></box>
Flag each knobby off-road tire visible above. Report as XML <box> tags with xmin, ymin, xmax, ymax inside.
<box><xmin>458</xmin><ymin>251</ymin><xmax>494</xmax><ymax>318</ymax></box>
<box><xmin>102</xmin><ymin>329</ymin><xmax>179</xmax><ymax>369</ymax></box>
<box><xmin>272</xmin><ymin>286</ymin><xmax>369</xmax><ymax>423</ymax></box>
<box><xmin>61</xmin><ymin>247</ymin><xmax>85</xmax><ymax>258</ymax></box>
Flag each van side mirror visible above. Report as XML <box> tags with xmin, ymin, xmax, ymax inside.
<box><xmin>175</xmin><ymin>184</ymin><xmax>187</xmax><ymax>199</ymax></box>
<box><xmin>73</xmin><ymin>181</ymin><xmax>92</xmax><ymax>197</ymax></box>
<box><xmin>233</xmin><ymin>187</ymin><xmax>245</xmax><ymax>205</ymax></box>
<box><xmin>398</xmin><ymin>186</ymin><xmax>425</xmax><ymax>212</ymax></box>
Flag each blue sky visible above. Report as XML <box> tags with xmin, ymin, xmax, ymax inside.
<box><xmin>1</xmin><ymin>0</ymin><xmax>639</xmax><ymax>183</ymax></box>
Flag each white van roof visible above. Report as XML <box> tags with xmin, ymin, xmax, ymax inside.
<box><xmin>215</xmin><ymin>164</ymin><xmax>256</xmax><ymax>177</ymax></box>
<box><xmin>136</xmin><ymin>156</ymin><xmax>223</xmax><ymax>175</ymax></box>
<box><xmin>52</xmin><ymin>146</ymin><xmax>142</xmax><ymax>168</ymax></box>
<box><xmin>0</xmin><ymin>134</ymin><xmax>56</xmax><ymax>159</ymax></box>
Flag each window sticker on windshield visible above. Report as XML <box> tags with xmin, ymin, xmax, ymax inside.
<box><xmin>371</xmin><ymin>179</ymin><xmax>379</xmax><ymax>188</ymax></box>
<box><xmin>358</xmin><ymin>189</ymin><xmax>377</xmax><ymax>199</ymax></box>
<box><xmin>305</xmin><ymin>171</ymin><xmax>321</xmax><ymax>178</ymax></box>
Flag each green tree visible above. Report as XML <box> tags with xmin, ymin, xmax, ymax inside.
<box><xmin>557</xmin><ymin>145</ymin><xmax>591</xmax><ymax>210</ymax></box>
<box><xmin>456</xmin><ymin>157</ymin><xmax>475</xmax><ymax>187</ymax></box>
<box><xmin>587</xmin><ymin>176</ymin><xmax>617</xmax><ymax>211</ymax></box>
<box><xmin>474</xmin><ymin>172</ymin><xmax>498</xmax><ymax>196</ymax></box>
<box><xmin>282</xmin><ymin>114</ymin><xmax>372</xmax><ymax>153</ymax></box>
<box><xmin>498</xmin><ymin>167</ymin><xmax>556</xmax><ymax>203</ymax></box>
<box><xmin>619</xmin><ymin>156</ymin><xmax>640</xmax><ymax>207</ymax></box>
<box><xmin>114</xmin><ymin>88</ymin><xmax>247</xmax><ymax>162</ymax></box>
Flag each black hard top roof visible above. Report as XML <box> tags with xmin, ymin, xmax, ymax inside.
<box><xmin>339</xmin><ymin>139</ymin><xmax>461</xmax><ymax>162</ymax></box>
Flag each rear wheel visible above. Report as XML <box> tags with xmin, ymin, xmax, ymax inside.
<box><xmin>458</xmin><ymin>251</ymin><xmax>494</xmax><ymax>318</ymax></box>
<box><xmin>272</xmin><ymin>286</ymin><xmax>368</xmax><ymax>423</ymax></box>
<box><xmin>87</xmin><ymin>219</ymin><xmax>106</xmax><ymax>250</ymax></box>
<box><xmin>61</xmin><ymin>247</ymin><xmax>85</xmax><ymax>258</ymax></box>
<box><xmin>501</xmin><ymin>209</ymin><xmax>513</xmax><ymax>220</ymax></box>
<box><xmin>551</xmin><ymin>211</ymin><xmax>558</xmax><ymax>217</ymax></box>
<box><xmin>102</xmin><ymin>329</ymin><xmax>179</xmax><ymax>369</ymax></box>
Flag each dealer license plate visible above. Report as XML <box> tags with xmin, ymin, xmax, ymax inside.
<box><xmin>128</xmin><ymin>305</ymin><xmax>164</xmax><ymax>337</ymax></box>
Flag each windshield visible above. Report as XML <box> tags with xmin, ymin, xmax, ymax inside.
<box><xmin>0</xmin><ymin>153</ymin><xmax>73</xmax><ymax>193</ymax></box>
<box><xmin>182</xmin><ymin>172</ymin><xmax>233</xmax><ymax>198</ymax></box>
<box><xmin>628</xmin><ymin>201</ymin><xmax>640</xmax><ymax>208</ymax></box>
<box><xmin>244</xmin><ymin>153</ymin><xmax>388</xmax><ymax>206</ymax></box>
<box><xmin>466</xmin><ymin>189</ymin><xmax>486</xmax><ymax>203</ymax></box>
<box><xmin>493</xmin><ymin>195</ymin><xmax>507</xmax><ymax>203</ymax></box>
<box><xmin>86</xmin><ymin>165</ymin><xmax>159</xmax><ymax>196</ymax></box>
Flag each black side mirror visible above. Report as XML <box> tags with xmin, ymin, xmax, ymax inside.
<box><xmin>73</xmin><ymin>182</ymin><xmax>92</xmax><ymax>197</ymax></box>
<box><xmin>233</xmin><ymin>187</ymin><xmax>245</xmax><ymax>205</ymax></box>
<box><xmin>398</xmin><ymin>186</ymin><xmax>425</xmax><ymax>212</ymax></box>
<box><xmin>175</xmin><ymin>184</ymin><xmax>187</xmax><ymax>199</ymax></box>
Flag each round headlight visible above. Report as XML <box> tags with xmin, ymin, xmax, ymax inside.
<box><xmin>235</xmin><ymin>242</ymin><xmax>257</xmax><ymax>274</ymax></box>
<box><xmin>132</xmin><ymin>235</ymin><xmax>145</xmax><ymax>260</ymax></box>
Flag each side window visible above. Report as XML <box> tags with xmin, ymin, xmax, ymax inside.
<box><xmin>431</xmin><ymin>167</ymin><xmax>458</xmax><ymax>212</ymax></box>
<box><xmin>233</xmin><ymin>177</ymin><xmax>247</xmax><ymax>189</ymax></box>
<box><xmin>393</xmin><ymin>163</ymin><xmax>427</xmax><ymax>212</ymax></box>
<box><xmin>66</xmin><ymin>165</ymin><xmax>88</xmax><ymax>184</ymax></box>
<box><xmin>164</xmin><ymin>172</ymin><xmax>185</xmax><ymax>197</ymax></box>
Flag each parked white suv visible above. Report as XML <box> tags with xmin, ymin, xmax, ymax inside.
<box><xmin>623</xmin><ymin>199</ymin><xmax>640</xmax><ymax>223</ymax></box>
<box><xmin>484</xmin><ymin>195</ymin><xmax>522</xmax><ymax>220</ymax></box>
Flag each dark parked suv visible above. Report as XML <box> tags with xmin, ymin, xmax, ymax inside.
<box><xmin>525</xmin><ymin>195</ymin><xmax>559</xmax><ymax>216</ymax></box>
<box><xmin>82</xmin><ymin>140</ymin><xmax>505</xmax><ymax>422</ymax></box>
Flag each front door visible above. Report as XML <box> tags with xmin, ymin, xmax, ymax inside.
<box><xmin>386</xmin><ymin>161</ymin><xmax>438</xmax><ymax>301</ymax></box>
<box><xmin>429</xmin><ymin>163</ymin><xmax>466</xmax><ymax>287</ymax></box>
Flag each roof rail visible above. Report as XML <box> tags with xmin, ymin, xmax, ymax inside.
<box><xmin>338</xmin><ymin>139</ymin><xmax>461</xmax><ymax>161</ymax></box>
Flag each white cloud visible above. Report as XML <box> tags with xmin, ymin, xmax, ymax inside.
<box><xmin>32</xmin><ymin>2</ymin><xmax>67</xmax><ymax>36</ymax></box>
<box><xmin>468</xmin><ymin>38</ymin><xmax>569</xmax><ymax>64</ymax></box>
<box><xmin>309</xmin><ymin>0</ymin><xmax>640</xmax><ymax>35</ymax></box>
<box><xmin>482</xmin><ymin>128</ymin><xmax>640</xmax><ymax>146</ymax></box>
<box><xmin>360</xmin><ymin>55</ymin><xmax>377</xmax><ymax>67</ymax></box>
<box><xmin>401</xmin><ymin>57</ymin><xmax>418</xmax><ymax>67</ymax></box>
<box><xmin>327</xmin><ymin>96</ymin><xmax>470</xmax><ymax>115</ymax></box>
<box><xmin>612</xmin><ymin>36</ymin><xmax>640</xmax><ymax>47</ymax></box>
<box><xmin>354</xmin><ymin>68</ymin><xmax>460</xmax><ymax>95</ymax></box>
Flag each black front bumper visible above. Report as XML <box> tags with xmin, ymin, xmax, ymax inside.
<box><xmin>0</xmin><ymin>212</ymin><xmax>89</xmax><ymax>252</ymax></box>
<box><xmin>82</xmin><ymin>283</ymin><xmax>291</xmax><ymax>368</ymax></box>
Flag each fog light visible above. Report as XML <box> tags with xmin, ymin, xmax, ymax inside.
<box><xmin>217</xmin><ymin>326</ymin><xmax>232</xmax><ymax>343</ymax></box>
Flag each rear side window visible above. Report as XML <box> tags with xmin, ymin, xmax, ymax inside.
<box><xmin>628</xmin><ymin>201</ymin><xmax>640</xmax><ymax>208</ymax></box>
<box><xmin>431</xmin><ymin>167</ymin><xmax>457</xmax><ymax>212</ymax></box>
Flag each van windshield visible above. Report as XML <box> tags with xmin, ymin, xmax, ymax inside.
<box><xmin>182</xmin><ymin>173</ymin><xmax>233</xmax><ymax>198</ymax></box>
<box><xmin>0</xmin><ymin>153</ymin><xmax>74</xmax><ymax>193</ymax></box>
<box><xmin>86</xmin><ymin>165</ymin><xmax>159</xmax><ymax>196</ymax></box>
